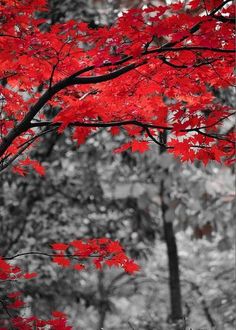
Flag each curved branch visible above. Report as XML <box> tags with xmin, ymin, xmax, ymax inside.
<box><xmin>29</xmin><ymin>120</ymin><xmax>172</xmax><ymax>130</ymax></box>
<box><xmin>158</xmin><ymin>55</ymin><xmax>220</xmax><ymax>69</ymax></box>
<box><xmin>144</xmin><ymin>127</ymin><xmax>171</xmax><ymax>149</ymax></box>
<box><xmin>195</xmin><ymin>129</ymin><xmax>234</xmax><ymax>144</ymax></box>
<box><xmin>3</xmin><ymin>251</ymin><xmax>99</xmax><ymax>260</ymax></box>
<box><xmin>197</xmin><ymin>112</ymin><xmax>236</xmax><ymax>130</ymax></box>
<box><xmin>0</xmin><ymin>62</ymin><xmax>145</xmax><ymax>158</ymax></box>
<box><xmin>0</xmin><ymin>127</ymin><xmax>57</xmax><ymax>172</ymax></box>
<box><xmin>209</xmin><ymin>0</ymin><xmax>233</xmax><ymax>15</ymax></box>
<box><xmin>212</xmin><ymin>15</ymin><xmax>235</xmax><ymax>24</ymax></box>
<box><xmin>147</xmin><ymin>46</ymin><xmax>235</xmax><ymax>55</ymax></box>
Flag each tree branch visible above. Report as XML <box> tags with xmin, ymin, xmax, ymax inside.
<box><xmin>147</xmin><ymin>46</ymin><xmax>235</xmax><ymax>55</ymax></box>
<box><xmin>144</xmin><ymin>127</ymin><xmax>171</xmax><ymax>149</ymax></box>
<box><xmin>189</xmin><ymin>282</ymin><xmax>216</xmax><ymax>328</ymax></box>
<box><xmin>29</xmin><ymin>120</ymin><xmax>172</xmax><ymax>130</ymax></box>
<box><xmin>0</xmin><ymin>127</ymin><xmax>57</xmax><ymax>172</ymax></box>
<box><xmin>0</xmin><ymin>62</ymin><xmax>146</xmax><ymax>158</ymax></box>
<box><xmin>2</xmin><ymin>251</ymin><xmax>99</xmax><ymax>260</ymax></box>
<box><xmin>212</xmin><ymin>15</ymin><xmax>235</xmax><ymax>24</ymax></box>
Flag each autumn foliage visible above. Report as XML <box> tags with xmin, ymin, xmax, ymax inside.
<box><xmin>0</xmin><ymin>0</ymin><xmax>235</xmax><ymax>328</ymax></box>
<box><xmin>0</xmin><ymin>239</ymin><xmax>139</xmax><ymax>328</ymax></box>
<box><xmin>0</xmin><ymin>0</ymin><xmax>235</xmax><ymax>175</ymax></box>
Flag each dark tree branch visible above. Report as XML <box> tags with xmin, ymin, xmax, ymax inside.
<box><xmin>209</xmin><ymin>0</ymin><xmax>233</xmax><ymax>15</ymax></box>
<box><xmin>0</xmin><ymin>140</ymin><xmax>35</xmax><ymax>172</ymax></box>
<box><xmin>144</xmin><ymin>127</ymin><xmax>171</xmax><ymax>149</ymax></box>
<box><xmin>196</xmin><ymin>129</ymin><xmax>235</xmax><ymax>144</ymax></box>
<box><xmin>0</xmin><ymin>298</ymin><xmax>13</xmax><ymax>318</ymax></box>
<box><xmin>212</xmin><ymin>15</ymin><xmax>235</xmax><ymax>24</ymax></box>
<box><xmin>0</xmin><ymin>127</ymin><xmax>57</xmax><ymax>172</ymax></box>
<box><xmin>147</xmin><ymin>46</ymin><xmax>235</xmax><ymax>55</ymax></box>
<box><xmin>159</xmin><ymin>55</ymin><xmax>220</xmax><ymax>69</ymax></box>
<box><xmin>188</xmin><ymin>281</ymin><xmax>216</xmax><ymax>328</ymax></box>
<box><xmin>29</xmin><ymin>120</ymin><xmax>172</xmax><ymax>130</ymax></box>
<box><xmin>3</xmin><ymin>251</ymin><xmax>100</xmax><ymax>260</ymax></box>
<box><xmin>0</xmin><ymin>34</ymin><xmax>21</xmax><ymax>39</ymax></box>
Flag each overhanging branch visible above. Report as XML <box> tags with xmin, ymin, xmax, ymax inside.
<box><xmin>0</xmin><ymin>1</ymin><xmax>234</xmax><ymax>165</ymax></box>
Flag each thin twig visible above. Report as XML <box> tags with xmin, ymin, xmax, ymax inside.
<box><xmin>3</xmin><ymin>251</ymin><xmax>100</xmax><ymax>260</ymax></box>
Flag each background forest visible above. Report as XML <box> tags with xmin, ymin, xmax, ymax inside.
<box><xmin>0</xmin><ymin>1</ymin><xmax>235</xmax><ymax>330</ymax></box>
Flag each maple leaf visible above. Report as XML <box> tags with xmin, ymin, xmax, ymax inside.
<box><xmin>0</xmin><ymin>258</ymin><xmax>11</xmax><ymax>273</ymax></box>
<box><xmin>7</xmin><ymin>291</ymin><xmax>22</xmax><ymax>299</ymax></box>
<box><xmin>52</xmin><ymin>311</ymin><xmax>67</xmax><ymax>319</ymax></box>
<box><xmin>131</xmin><ymin>140</ymin><xmax>149</xmax><ymax>153</ymax></box>
<box><xmin>51</xmin><ymin>243</ymin><xmax>69</xmax><ymax>251</ymax></box>
<box><xmin>105</xmin><ymin>258</ymin><xmax>119</xmax><ymax>268</ymax></box>
<box><xmin>70</xmin><ymin>240</ymin><xmax>92</xmax><ymax>257</ymax></box>
<box><xmin>12</xmin><ymin>165</ymin><xmax>27</xmax><ymax>176</ymax></box>
<box><xmin>24</xmin><ymin>272</ymin><xmax>37</xmax><ymax>279</ymax></box>
<box><xmin>52</xmin><ymin>256</ymin><xmax>70</xmax><ymax>267</ymax></box>
<box><xmin>19</xmin><ymin>158</ymin><xmax>45</xmax><ymax>176</ymax></box>
<box><xmin>32</xmin><ymin>162</ymin><xmax>45</xmax><ymax>176</ymax></box>
<box><xmin>189</xmin><ymin>0</ymin><xmax>201</xmax><ymax>9</ymax></box>
<box><xmin>170</xmin><ymin>2</ymin><xmax>184</xmax><ymax>11</ymax></box>
<box><xmin>93</xmin><ymin>258</ymin><xmax>103</xmax><ymax>270</ymax></box>
<box><xmin>110</xmin><ymin>126</ymin><xmax>120</xmax><ymax>136</ymax></box>
<box><xmin>123</xmin><ymin>260</ymin><xmax>140</xmax><ymax>274</ymax></box>
<box><xmin>107</xmin><ymin>241</ymin><xmax>123</xmax><ymax>254</ymax></box>
<box><xmin>73</xmin><ymin>263</ymin><xmax>85</xmax><ymax>271</ymax></box>
<box><xmin>7</xmin><ymin>299</ymin><xmax>25</xmax><ymax>309</ymax></box>
<box><xmin>113</xmin><ymin>142</ymin><xmax>132</xmax><ymax>153</ymax></box>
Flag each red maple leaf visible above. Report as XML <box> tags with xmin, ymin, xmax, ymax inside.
<box><xmin>123</xmin><ymin>260</ymin><xmax>140</xmax><ymax>274</ymax></box>
<box><xmin>24</xmin><ymin>272</ymin><xmax>37</xmax><ymax>280</ymax></box>
<box><xmin>131</xmin><ymin>140</ymin><xmax>149</xmax><ymax>153</ymax></box>
<box><xmin>51</xmin><ymin>243</ymin><xmax>69</xmax><ymax>251</ymax></box>
<box><xmin>52</xmin><ymin>256</ymin><xmax>70</xmax><ymax>267</ymax></box>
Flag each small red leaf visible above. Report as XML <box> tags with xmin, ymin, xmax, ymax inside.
<box><xmin>12</xmin><ymin>165</ymin><xmax>27</xmax><ymax>176</ymax></box>
<box><xmin>73</xmin><ymin>264</ymin><xmax>85</xmax><ymax>271</ymax></box>
<box><xmin>33</xmin><ymin>162</ymin><xmax>45</xmax><ymax>176</ymax></box>
<box><xmin>131</xmin><ymin>140</ymin><xmax>149</xmax><ymax>153</ymax></box>
<box><xmin>24</xmin><ymin>272</ymin><xmax>37</xmax><ymax>280</ymax></box>
<box><xmin>113</xmin><ymin>142</ymin><xmax>131</xmax><ymax>153</ymax></box>
<box><xmin>51</xmin><ymin>243</ymin><xmax>69</xmax><ymax>251</ymax></box>
<box><xmin>52</xmin><ymin>311</ymin><xmax>67</xmax><ymax>318</ymax></box>
<box><xmin>110</xmin><ymin>127</ymin><xmax>120</xmax><ymax>136</ymax></box>
<box><xmin>0</xmin><ymin>258</ymin><xmax>11</xmax><ymax>273</ymax></box>
<box><xmin>123</xmin><ymin>260</ymin><xmax>140</xmax><ymax>274</ymax></box>
<box><xmin>8</xmin><ymin>291</ymin><xmax>22</xmax><ymax>299</ymax></box>
<box><xmin>7</xmin><ymin>300</ymin><xmax>25</xmax><ymax>309</ymax></box>
<box><xmin>52</xmin><ymin>256</ymin><xmax>70</xmax><ymax>267</ymax></box>
<box><xmin>93</xmin><ymin>258</ymin><xmax>103</xmax><ymax>270</ymax></box>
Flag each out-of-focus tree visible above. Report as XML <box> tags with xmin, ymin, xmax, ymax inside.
<box><xmin>47</xmin><ymin>0</ymin><xmax>155</xmax><ymax>25</ymax></box>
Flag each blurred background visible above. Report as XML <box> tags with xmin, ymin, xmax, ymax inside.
<box><xmin>0</xmin><ymin>1</ymin><xmax>235</xmax><ymax>329</ymax></box>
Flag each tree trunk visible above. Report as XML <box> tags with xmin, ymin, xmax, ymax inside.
<box><xmin>159</xmin><ymin>132</ymin><xmax>183</xmax><ymax>328</ymax></box>
<box><xmin>164</xmin><ymin>221</ymin><xmax>183</xmax><ymax>323</ymax></box>
<box><xmin>160</xmin><ymin>179</ymin><xmax>183</xmax><ymax>327</ymax></box>
<box><xmin>97</xmin><ymin>271</ymin><xmax>107</xmax><ymax>330</ymax></box>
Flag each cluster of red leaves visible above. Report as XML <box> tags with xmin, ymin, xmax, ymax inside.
<box><xmin>13</xmin><ymin>158</ymin><xmax>45</xmax><ymax>176</ymax></box>
<box><xmin>0</xmin><ymin>239</ymin><xmax>139</xmax><ymax>328</ymax></box>
<box><xmin>51</xmin><ymin>238</ymin><xmax>140</xmax><ymax>274</ymax></box>
<box><xmin>0</xmin><ymin>0</ymin><xmax>235</xmax><ymax>173</ymax></box>
<box><xmin>0</xmin><ymin>257</ymin><xmax>37</xmax><ymax>282</ymax></box>
<box><xmin>1</xmin><ymin>313</ymin><xmax>72</xmax><ymax>330</ymax></box>
<box><xmin>0</xmin><ymin>258</ymin><xmax>71</xmax><ymax>329</ymax></box>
